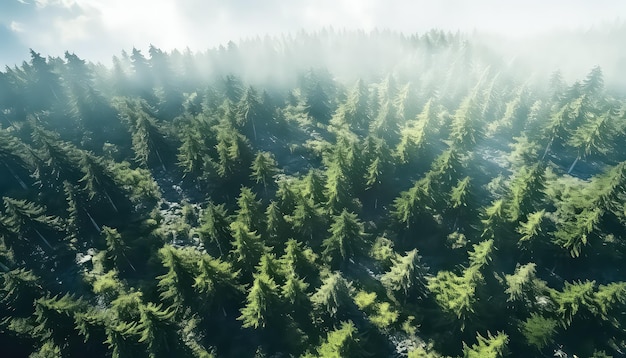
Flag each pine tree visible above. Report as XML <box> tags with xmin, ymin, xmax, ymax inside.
<box><xmin>301</xmin><ymin>169</ymin><xmax>326</xmax><ymax>204</ymax></box>
<box><xmin>237</xmin><ymin>86</ymin><xmax>263</xmax><ymax>140</ymax></box>
<box><xmin>468</xmin><ymin>239</ymin><xmax>494</xmax><ymax>272</ymax></box>
<box><xmin>250</xmin><ymin>151</ymin><xmax>278</xmax><ymax>191</ymax></box>
<box><xmin>79</xmin><ymin>151</ymin><xmax>122</xmax><ymax>212</ymax></box>
<box><xmin>0</xmin><ymin>130</ymin><xmax>32</xmax><ymax>190</ymax></box>
<box><xmin>504</xmin><ymin>263</ymin><xmax>544</xmax><ymax>303</ymax></box>
<box><xmin>264</xmin><ymin>201</ymin><xmax>289</xmax><ymax>249</ymax></box>
<box><xmin>311</xmin><ymin>272</ymin><xmax>355</xmax><ymax>321</ymax></box>
<box><xmin>31</xmin><ymin>125</ymin><xmax>83</xmax><ymax>188</ymax></box>
<box><xmin>551</xmin><ymin>280</ymin><xmax>596</xmax><ymax>327</ymax></box>
<box><xmin>32</xmin><ymin>294</ymin><xmax>86</xmax><ymax>354</ymax></box>
<box><xmin>392</xmin><ymin>180</ymin><xmax>427</xmax><ymax>228</ymax></box>
<box><xmin>324</xmin><ymin>160</ymin><xmax>354</xmax><ymax>214</ymax></box>
<box><xmin>516</xmin><ymin>210</ymin><xmax>547</xmax><ymax>250</ymax></box>
<box><xmin>521</xmin><ymin>313</ymin><xmax>558</xmax><ymax>350</ymax></box>
<box><xmin>312</xmin><ymin>321</ymin><xmax>366</xmax><ymax>358</ymax></box>
<box><xmin>462</xmin><ymin>331</ymin><xmax>509</xmax><ymax>358</ymax></box>
<box><xmin>177</xmin><ymin>125</ymin><xmax>208</xmax><ymax>178</ymax></box>
<box><xmin>239</xmin><ymin>273</ymin><xmax>281</xmax><ymax>329</ymax></box>
<box><xmin>229</xmin><ymin>221</ymin><xmax>266</xmax><ymax>278</ymax></box>
<box><xmin>197</xmin><ymin>201</ymin><xmax>232</xmax><ymax>257</ymax></box>
<box><xmin>136</xmin><ymin>302</ymin><xmax>178</xmax><ymax>358</ymax></box>
<box><xmin>381</xmin><ymin>249</ymin><xmax>428</xmax><ymax>301</ymax></box>
<box><xmin>450</xmin><ymin>94</ymin><xmax>481</xmax><ymax>151</ymax></box>
<box><xmin>102</xmin><ymin>226</ymin><xmax>136</xmax><ymax>272</ymax></box>
<box><xmin>480</xmin><ymin>199</ymin><xmax>509</xmax><ymax>241</ymax></box>
<box><xmin>0</xmin><ymin>267</ymin><xmax>42</xmax><ymax>314</ymax></box>
<box><xmin>287</xmin><ymin>195</ymin><xmax>324</xmax><ymax>244</ymax></box>
<box><xmin>193</xmin><ymin>253</ymin><xmax>242</xmax><ymax>312</ymax></box>
<box><xmin>235</xmin><ymin>187</ymin><xmax>264</xmax><ymax>234</ymax></box>
<box><xmin>506</xmin><ymin>164</ymin><xmax>546</xmax><ymax>222</ymax></box>
<box><xmin>2</xmin><ymin>197</ymin><xmax>61</xmax><ymax>252</ymax></box>
<box><xmin>280</xmin><ymin>239</ymin><xmax>319</xmax><ymax>286</ymax></box>
<box><xmin>157</xmin><ymin>245</ymin><xmax>198</xmax><ymax>311</ymax></box>
<box><xmin>322</xmin><ymin>210</ymin><xmax>368</xmax><ymax>268</ymax></box>
<box><xmin>593</xmin><ymin>282</ymin><xmax>626</xmax><ymax>321</ymax></box>
<box><xmin>427</xmin><ymin>268</ymin><xmax>478</xmax><ymax>330</ymax></box>
<box><xmin>567</xmin><ymin>110</ymin><xmax>612</xmax><ymax>173</ymax></box>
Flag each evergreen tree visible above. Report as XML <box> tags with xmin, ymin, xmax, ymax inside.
<box><xmin>193</xmin><ymin>253</ymin><xmax>243</xmax><ymax>313</ymax></box>
<box><xmin>551</xmin><ymin>280</ymin><xmax>596</xmax><ymax>327</ymax></box>
<box><xmin>235</xmin><ymin>187</ymin><xmax>264</xmax><ymax>234</ymax></box>
<box><xmin>102</xmin><ymin>226</ymin><xmax>136</xmax><ymax>272</ymax></box>
<box><xmin>462</xmin><ymin>331</ymin><xmax>509</xmax><ymax>358</ymax></box>
<box><xmin>567</xmin><ymin>110</ymin><xmax>613</xmax><ymax>173</ymax></box>
<box><xmin>250</xmin><ymin>151</ymin><xmax>278</xmax><ymax>191</ymax></box>
<box><xmin>135</xmin><ymin>302</ymin><xmax>178</xmax><ymax>358</ymax></box>
<box><xmin>381</xmin><ymin>249</ymin><xmax>428</xmax><ymax>301</ymax></box>
<box><xmin>311</xmin><ymin>272</ymin><xmax>355</xmax><ymax>322</ymax></box>
<box><xmin>157</xmin><ymin>245</ymin><xmax>198</xmax><ymax>311</ymax></box>
<box><xmin>287</xmin><ymin>195</ymin><xmax>325</xmax><ymax>244</ymax></box>
<box><xmin>197</xmin><ymin>201</ymin><xmax>232</xmax><ymax>257</ymax></box>
<box><xmin>322</xmin><ymin>210</ymin><xmax>368</xmax><ymax>268</ymax></box>
<box><xmin>229</xmin><ymin>221</ymin><xmax>266</xmax><ymax>278</ymax></box>
<box><xmin>310</xmin><ymin>321</ymin><xmax>366</xmax><ymax>358</ymax></box>
<box><xmin>239</xmin><ymin>273</ymin><xmax>281</xmax><ymax>329</ymax></box>
<box><xmin>520</xmin><ymin>314</ymin><xmax>558</xmax><ymax>350</ymax></box>
<box><xmin>2</xmin><ymin>197</ymin><xmax>61</xmax><ymax>253</ymax></box>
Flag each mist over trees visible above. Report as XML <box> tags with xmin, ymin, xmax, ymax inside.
<box><xmin>1</xmin><ymin>29</ymin><xmax>626</xmax><ymax>357</ymax></box>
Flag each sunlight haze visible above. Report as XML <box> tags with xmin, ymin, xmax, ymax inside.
<box><xmin>1</xmin><ymin>0</ymin><xmax>625</xmax><ymax>66</ymax></box>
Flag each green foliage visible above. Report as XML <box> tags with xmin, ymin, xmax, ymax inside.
<box><xmin>312</xmin><ymin>321</ymin><xmax>366</xmax><ymax>358</ymax></box>
<box><xmin>504</xmin><ymin>263</ymin><xmax>543</xmax><ymax>303</ymax></box>
<box><xmin>102</xmin><ymin>226</ymin><xmax>136</xmax><ymax>272</ymax></box>
<box><xmin>521</xmin><ymin>313</ymin><xmax>558</xmax><ymax>350</ymax></box>
<box><xmin>427</xmin><ymin>267</ymin><xmax>479</xmax><ymax>330</ymax></box>
<box><xmin>250</xmin><ymin>151</ymin><xmax>278</xmax><ymax>188</ymax></box>
<box><xmin>29</xmin><ymin>340</ymin><xmax>62</xmax><ymax>358</ymax></box>
<box><xmin>516</xmin><ymin>210</ymin><xmax>546</xmax><ymax>248</ymax></box>
<box><xmin>239</xmin><ymin>273</ymin><xmax>281</xmax><ymax>329</ymax></box>
<box><xmin>462</xmin><ymin>331</ymin><xmax>509</xmax><ymax>358</ymax></box>
<box><xmin>235</xmin><ymin>187</ymin><xmax>264</xmax><ymax>234</ymax></box>
<box><xmin>311</xmin><ymin>272</ymin><xmax>355</xmax><ymax>319</ymax></box>
<box><xmin>322</xmin><ymin>210</ymin><xmax>368</xmax><ymax>267</ymax></box>
<box><xmin>229</xmin><ymin>221</ymin><xmax>266</xmax><ymax>276</ymax></box>
<box><xmin>197</xmin><ymin>201</ymin><xmax>232</xmax><ymax>256</ymax></box>
<box><xmin>552</xmin><ymin>280</ymin><xmax>596</xmax><ymax>326</ymax></box>
<box><xmin>2</xmin><ymin>34</ymin><xmax>626</xmax><ymax>358</ymax></box>
<box><xmin>136</xmin><ymin>302</ymin><xmax>177</xmax><ymax>358</ymax></box>
<box><xmin>381</xmin><ymin>249</ymin><xmax>428</xmax><ymax>300</ymax></box>
<box><xmin>468</xmin><ymin>239</ymin><xmax>494</xmax><ymax>271</ymax></box>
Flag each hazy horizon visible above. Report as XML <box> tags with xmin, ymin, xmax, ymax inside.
<box><xmin>1</xmin><ymin>0</ymin><xmax>625</xmax><ymax>67</ymax></box>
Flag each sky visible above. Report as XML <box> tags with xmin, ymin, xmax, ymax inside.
<box><xmin>0</xmin><ymin>0</ymin><xmax>625</xmax><ymax>66</ymax></box>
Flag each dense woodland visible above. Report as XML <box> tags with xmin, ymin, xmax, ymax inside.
<box><xmin>1</xmin><ymin>30</ymin><xmax>626</xmax><ymax>357</ymax></box>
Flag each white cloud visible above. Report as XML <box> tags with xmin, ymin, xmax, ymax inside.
<box><xmin>1</xmin><ymin>0</ymin><xmax>625</xmax><ymax>65</ymax></box>
<box><xmin>10</xmin><ymin>21</ymin><xmax>25</xmax><ymax>32</ymax></box>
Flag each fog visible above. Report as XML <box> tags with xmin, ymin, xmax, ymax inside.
<box><xmin>1</xmin><ymin>1</ymin><xmax>625</xmax><ymax>87</ymax></box>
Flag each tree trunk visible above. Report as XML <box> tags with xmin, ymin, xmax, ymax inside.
<box><xmin>541</xmin><ymin>138</ymin><xmax>553</xmax><ymax>160</ymax></box>
<box><xmin>251</xmin><ymin>119</ymin><xmax>257</xmax><ymax>141</ymax></box>
<box><xmin>84</xmin><ymin>209</ymin><xmax>101</xmax><ymax>233</ymax></box>
<box><xmin>34</xmin><ymin>228</ymin><xmax>53</xmax><ymax>250</ymax></box>
<box><xmin>103</xmin><ymin>189</ymin><xmax>119</xmax><ymax>213</ymax></box>
<box><xmin>155</xmin><ymin>148</ymin><xmax>166</xmax><ymax>171</ymax></box>
<box><xmin>567</xmin><ymin>156</ymin><xmax>580</xmax><ymax>174</ymax></box>
<box><xmin>214</xmin><ymin>237</ymin><xmax>224</xmax><ymax>257</ymax></box>
<box><xmin>122</xmin><ymin>251</ymin><xmax>137</xmax><ymax>272</ymax></box>
<box><xmin>0</xmin><ymin>261</ymin><xmax>9</xmax><ymax>272</ymax></box>
<box><xmin>3</xmin><ymin>161</ymin><xmax>28</xmax><ymax>190</ymax></box>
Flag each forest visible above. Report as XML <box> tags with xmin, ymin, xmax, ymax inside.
<box><xmin>0</xmin><ymin>30</ymin><xmax>626</xmax><ymax>357</ymax></box>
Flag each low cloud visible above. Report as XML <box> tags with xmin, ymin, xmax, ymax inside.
<box><xmin>0</xmin><ymin>0</ymin><xmax>624</xmax><ymax>66</ymax></box>
<box><xmin>10</xmin><ymin>21</ymin><xmax>24</xmax><ymax>32</ymax></box>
